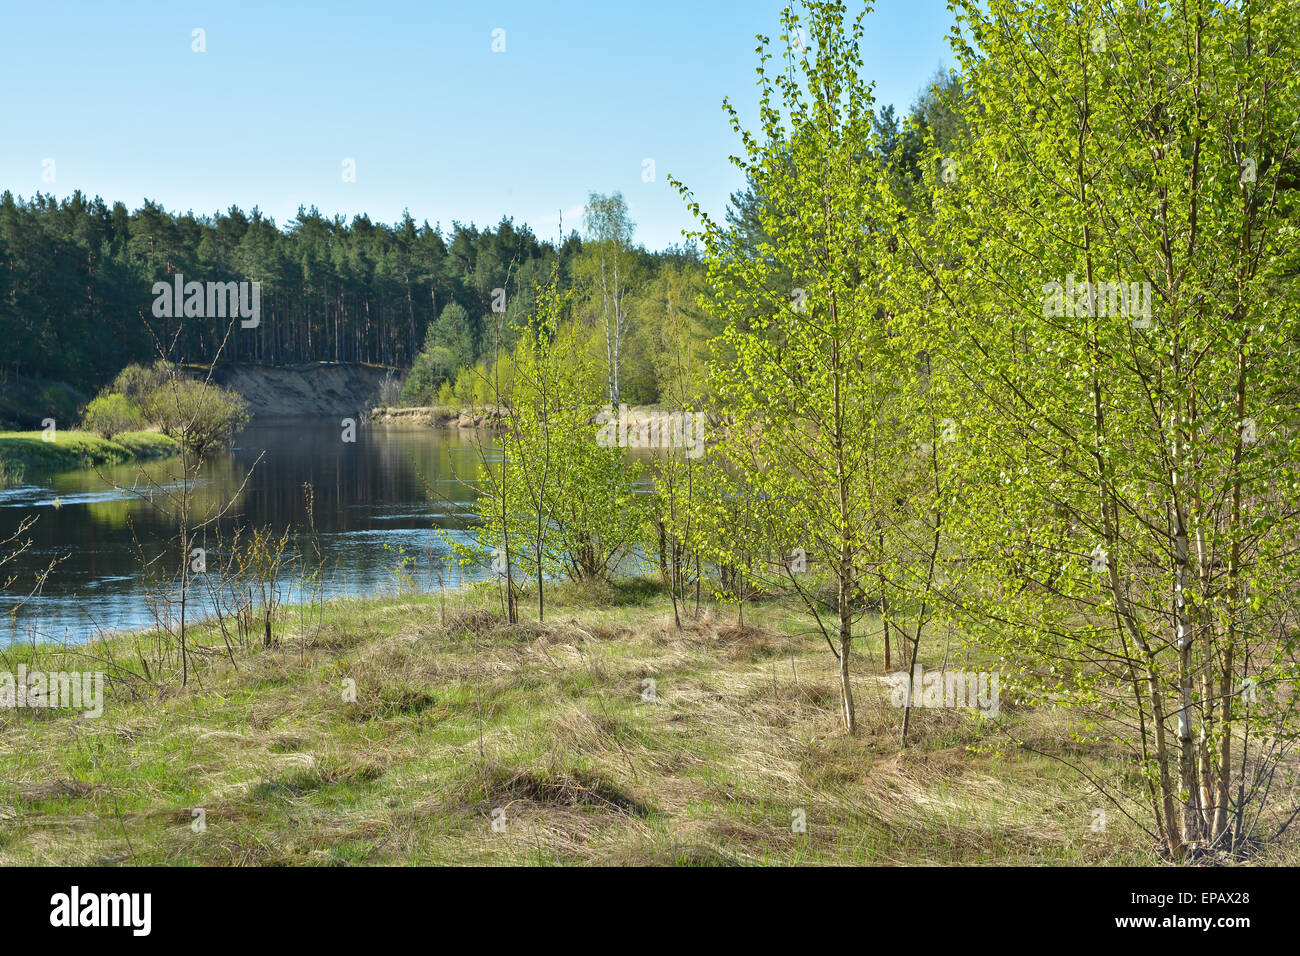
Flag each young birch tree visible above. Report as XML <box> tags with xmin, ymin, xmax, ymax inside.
<box><xmin>451</xmin><ymin>267</ymin><xmax>644</xmax><ymax>613</ymax></box>
<box><xmin>907</xmin><ymin>0</ymin><xmax>1300</xmax><ymax>857</ymax></box>
<box><xmin>582</xmin><ymin>192</ymin><xmax>637</xmax><ymax>405</ymax></box>
<box><xmin>674</xmin><ymin>0</ymin><xmax>920</xmax><ymax>734</ymax></box>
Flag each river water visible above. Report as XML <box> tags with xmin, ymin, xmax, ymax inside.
<box><xmin>0</xmin><ymin>420</ymin><xmax>494</xmax><ymax>642</ymax></box>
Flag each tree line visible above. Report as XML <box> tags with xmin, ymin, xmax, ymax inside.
<box><xmin>0</xmin><ymin>190</ymin><xmax>706</xmax><ymax>400</ymax></box>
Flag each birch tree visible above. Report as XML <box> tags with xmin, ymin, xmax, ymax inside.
<box><xmin>674</xmin><ymin>0</ymin><xmax>926</xmax><ymax>734</ymax></box>
<box><xmin>906</xmin><ymin>0</ymin><xmax>1300</xmax><ymax>857</ymax></box>
<box><xmin>581</xmin><ymin>192</ymin><xmax>637</xmax><ymax>404</ymax></box>
<box><xmin>450</xmin><ymin>267</ymin><xmax>645</xmax><ymax>611</ymax></box>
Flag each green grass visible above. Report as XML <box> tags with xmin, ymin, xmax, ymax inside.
<box><xmin>0</xmin><ymin>429</ymin><xmax>177</xmax><ymax>479</ymax></box>
<box><xmin>0</xmin><ymin>583</ymin><xmax>1288</xmax><ymax>866</ymax></box>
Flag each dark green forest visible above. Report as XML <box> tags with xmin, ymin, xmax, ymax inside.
<box><xmin>0</xmin><ymin>74</ymin><xmax>957</xmax><ymax>408</ymax></box>
<box><xmin>0</xmin><ymin>195</ymin><xmax>580</xmax><ymax>389</ymax></box>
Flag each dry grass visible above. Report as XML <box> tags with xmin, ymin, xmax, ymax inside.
<box><xmin>1</xmin><ymin>584</ymin><xmax>1291</xmax><ymax>866</ymax></box>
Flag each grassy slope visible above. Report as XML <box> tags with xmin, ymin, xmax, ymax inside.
<box><xmin>1</xmin><ymin>583</ymin><xmax>1288</xmax><ymax>866</ymax></box>
<box><xmin>0</xmin><ymin>429</ymin><xmax>177</xmax><ymax>478</ymax></box>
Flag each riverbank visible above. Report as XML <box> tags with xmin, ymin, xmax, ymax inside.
<box><xmin>0</xmin><ymin>429</ymin><xmax>177</xmax><ymax>483</ymax></box>
<box><xmin>211</xmin><ymin>363</ymin><xmax>393</xmax><ymax>419</ymax></box>
<box><xmin>369</xmin><ymin>404</ymin><xmax>506</xmax><ymax>428</ymax></box>
<box><xmin>0</xmin><ymin>582</ymin><xmax>1233</xmax><ymax>866</ymax></box>
<box><xmin>367</xmin><ymin>403</ymin><xmax>687</xmax><ymax>430</ymax></box>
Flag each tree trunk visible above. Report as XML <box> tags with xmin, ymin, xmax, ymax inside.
<box><xmin>879</xmin><ymin>531</ymin><xmax>891</xmax><ymax>672</ymax></box>
<box><xmin>837</xmin><ymin>562</ymin><xmax>857</xmax><ymax>735</ymax></box>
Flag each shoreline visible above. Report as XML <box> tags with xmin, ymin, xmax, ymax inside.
<box><xmin>0</xmin><ymin>429</ymin><xmax>178</xmax><ymax>483</ymax></box>
<box><xmin>368</xmin><ymin>404</ymin><xmax>506</xmax><ymax>428</ymax></box>
<box><xmin>367</xmin><ymin>403</ymin><xmax>685</xmax><ymax>429</ymax></box>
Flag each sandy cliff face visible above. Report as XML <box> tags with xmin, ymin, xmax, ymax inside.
<box><xmin>212</xmin><ymin>364</ymin><xmax>393</xmax><ymax>419</ymax></box>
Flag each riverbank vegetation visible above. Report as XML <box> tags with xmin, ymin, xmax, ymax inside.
<box><xmin>0</xmin><ymin>429</ymin><xmax>176</xmax><ymax>482</ymax></box>
<box><xmin>0</xmin><ymin>186</ymin><xmax>706</xmax><ymax>406</ymax></box>
<box><xmin>438</xmin><ymin>0</ymin><xmax>1300</xmax><ymax>861</ymax></box>
<box><xmin>83</xmin><ymin>361</ymin><xmax>250</xmax><ymax>456</ymax></box>
<box><xmin>0</xmin><ymin>361</ymin><xmax>247</xmax><ymax>483</ymax></box>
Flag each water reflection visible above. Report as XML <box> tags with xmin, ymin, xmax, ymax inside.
<box><xmin>0</xmin><ymin>420</ymin><xmax>493</xmax><ymax>641</ymax></box>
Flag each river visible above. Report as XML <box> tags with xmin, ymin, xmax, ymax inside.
<box><xmin>0</xmin><ymin>420</ymin><xmax>494</xmax><ymax>642</ymax></box>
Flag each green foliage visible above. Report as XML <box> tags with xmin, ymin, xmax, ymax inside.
<box><xmin>108</xmin><ymin>361</ymin><xmax>173</xmax><ymax>405</ymax></box>
<box><xmin>674</xmin><ymin>0</ymin><xmax>936</xmax><ymax>732</ymax></box>
<box><xmin>399</xmin><ymin>302</ymin><xmax>484</xmax><ymax>404</ymax></box>
<box><xmin>400</xmin><ymin>346</ymin><xmax>458</xmax><ymax>405</ymax></box>
<box><xmin>576</xmin><ymin>191</ymin><xmax>644</xmax><ymax>404</ymax></box>
<box><xmin>895</xmin><ymin>0</ymin><xmax>1300</xmax><ymax>854</ymax></box>
<box><xmin>0</xmin><ymin>198</ymin><xmax>567</xmax><ymax>391</ymax></box>
<box><xmin>0</xmin><ymin>376</ymin><xmax>88</xmax><ymax>430</ymax></box>
<box><xmin>0</xmin><ymin>428</ymin><xmax>176</xmax><ymax>476</ymax></box>
<box><xmin>0</xmin><ymin>457</ymin><xmax>22</xmax><ymax>487</ymax></box>
<box><xmin>450</xmin><ymin>267</ymin><xmax>645</xmax><ymax>607</ymax></box>
<box><xmin>82</xmin><ymin>392</ymin><xmax>143</xmax><ymax>439</ymax></box>
<box><xmin>438</xmin><ymin>355</ymin><xmax>515</xmax><ymax>409</ymax></box>
<box><xmin>428</xmin><ymin>302</ymin><xmax>475</xmax><ymax>370</ymax></box>
<box><xmin>636</xmin><ymin>264</ymin><xmax>719</xmax><ymax>617</ymax></box>
<box><xmin>79</xmin><ymin>360</ymin><xmax>247</xmax><ymax>457</ymax></box>
<box><xmin>132</xmin><ymin>366</ymin><xmax>251</xmax><ymax>459</ymax></box>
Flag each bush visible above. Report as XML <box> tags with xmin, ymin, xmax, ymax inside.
<box><xmin>109</xmin><ymin>362</ymin><xmax>174</xmax><ymax>405</ymax></box>
<box><xmin>80</xmin><ymin>361</ymin><xmax>249</xmax><ymax>458</ymax></box>
<box><xmin>138</xmin><ymin>375</ymin><xmax>250</xmax><ymax>459</ymax></box>
<box><xmin>82</xmin><ymin>393</ymin><xmax>143</xmax><ymax>439</ymax></box>
<box><xmin>378</xmin><ymin>370</ymin><xmax>402</xmax><ymax>407</ymax></box>
<box><xmin>400</xmin><ymin>346</ymin><xmax>458</xmax><ymax>405</ymax></box>
<box><xmin>447</xmin><ymin>356</ymin><xmax>514</xmax><ymax>408</ymax></box>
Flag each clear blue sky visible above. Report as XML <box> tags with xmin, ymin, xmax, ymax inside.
<box><xmin>0</xmin><ymin>0</ymin><xmax>954</xmax><ymax>250</ymax></box>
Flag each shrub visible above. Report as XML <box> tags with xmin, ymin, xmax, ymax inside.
<box><xmin>82</xmin><ymin>393</ymin><xmax>143</xmax><ymax>439</ymax></box>
<box><xmin>400</xmin><ymin>346</ymin><xmax>457</xmax><ymax>405</ymax></box>
<box><xmin>139</xmin><ymin>376</ymin><xmax>250</xmax><ymax>459</ymax></box>
<box><xmin>109</xmin><ymin>362</ymin><xmax>174</xmax><ymax>405</ymax></box>
<box><xmin>377</xmin><ymin>370</ymin><xmax>402</xmax><ymax>407</ymax></box>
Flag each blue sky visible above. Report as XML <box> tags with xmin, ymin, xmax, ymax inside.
<box><xmin>0</xmin><ymin>0</ymin><xmax>954</xmax><ymax>250</ymax></box>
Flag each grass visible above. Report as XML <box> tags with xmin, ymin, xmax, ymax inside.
<box><xmin>0</xmin><ymin>429</ymin><xmax>177</xmax><ymax>479</ymax></box>
<box><xmin>0</xmin><ymin>582</ymin><xmax>1291</xmax><ymax>866</ymax></box>
<box><xmin>0</xmin><ymin>457</ymin><xmax>22</xmax><ymax>487</ymax></box>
